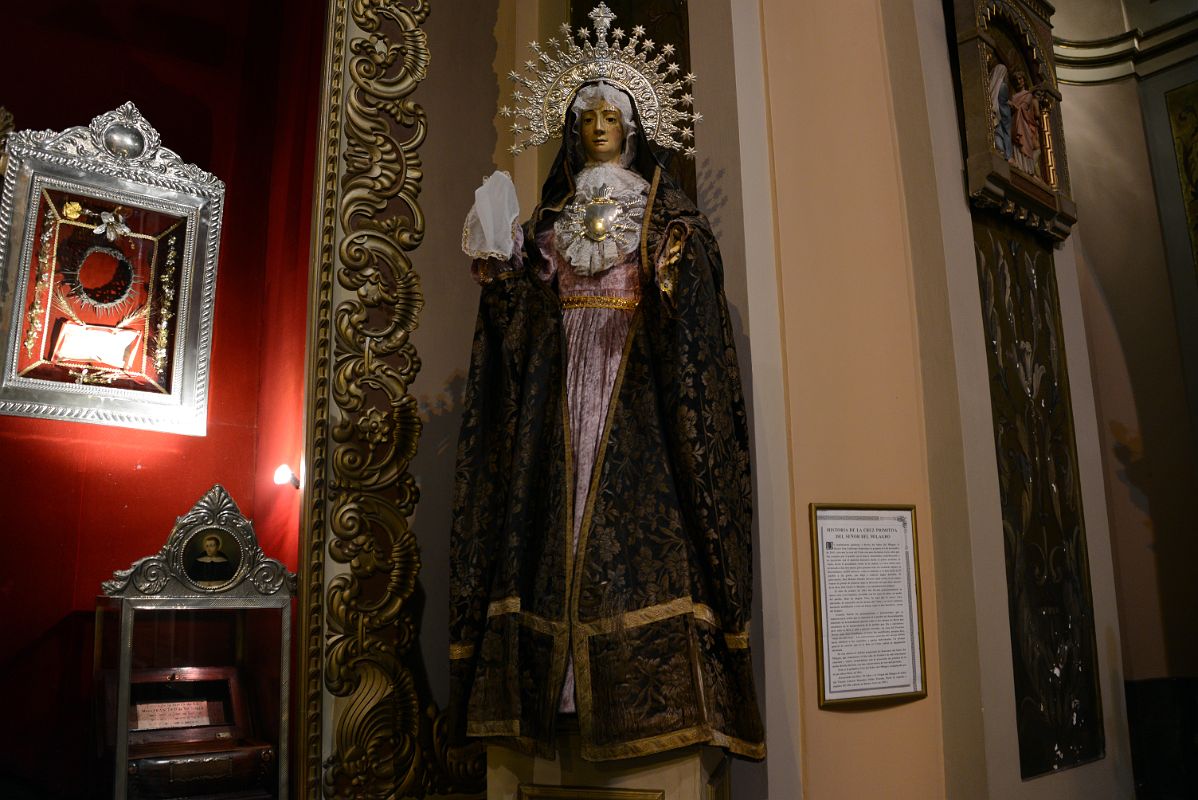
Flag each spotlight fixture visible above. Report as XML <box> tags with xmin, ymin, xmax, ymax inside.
<box><xmin>273</xmin><ymin>464</ymin><xmax>300</xmax><ymax>489</ymax></box>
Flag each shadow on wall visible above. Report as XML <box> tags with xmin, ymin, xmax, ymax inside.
<box><xmin>697</xmin><ymin>156</ymin><xmax>730</xmax><ymax>240</ymax></box>
<box><xmin>411</xmin><ymin>370</ymin><xmax>469</xmax><ymax>711</ymax></box>
<box><xmin>0</xmin><ymin>611</ymin><xmax>93</xmax><ymax>799</ymax></box>
<box><xmin>1109</xmin><ymin>421</ymin><xmax>1151</xmax><ymax>518</ymax></box>
<box><xmin>1125</xmin><ymin>677</ymin><xmax>1198</xmax><ymax>798</ymax></box>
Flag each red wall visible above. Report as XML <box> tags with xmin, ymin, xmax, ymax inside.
<box><xmin>0</xmin><ymin>1</ymin><xmax>321</xmax><ymax>795</ymax></box>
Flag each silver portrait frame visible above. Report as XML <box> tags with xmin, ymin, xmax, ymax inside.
<box><xmin>0</xmin><ymin>102</ymin><xmax>224</xmax><ymax>435</ymax></box>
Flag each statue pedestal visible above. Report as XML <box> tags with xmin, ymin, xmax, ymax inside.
<box><xmin>487</xmin><ymin>733</ymin><xmax>728</xmax><ymax>800</ymax></box>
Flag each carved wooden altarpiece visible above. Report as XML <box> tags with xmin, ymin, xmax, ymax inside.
<box><xmin>949</xmin><ymin>0</ymin><xmax>1104</xmax><ymax>779</ymax></box>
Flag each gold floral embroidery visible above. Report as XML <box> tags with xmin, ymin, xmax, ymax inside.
<box><xmin>560</xmin><ymin>295</ymin><xmax>638</xmax><ymax>311</ymax></box>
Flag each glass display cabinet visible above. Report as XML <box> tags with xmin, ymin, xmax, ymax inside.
<box><xmin>94</xmin><ymin>485</ymin><xmax>294</xmax><ymax>800</ymax></box>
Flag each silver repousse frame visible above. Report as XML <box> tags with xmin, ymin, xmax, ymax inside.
<box><xmin>0</xmin><ymin>102</ymin><xmax>224</xmax><ymax>435</ymax></box>
<box><xmin>103</xmin><ymin>484</ymin><xmax>294</xmax><ymax>600</ymax></box>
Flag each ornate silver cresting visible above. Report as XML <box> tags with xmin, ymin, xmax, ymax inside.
<box><xmin>0</xmin><ymin>108</ymin><xmax>13</xmax><ymax>175</ymax></box>
<box><xmin>14</xmin><ymin>103</ymin><xmax>224</xmax><ymax>190</ymax></box>
<box><xmin>103</xmin><ymin>484</ymin><xmax>294</xmax><ymax>599</ymax></box>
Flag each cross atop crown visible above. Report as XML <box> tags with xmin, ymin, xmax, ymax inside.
<box><xmin>588</xmin><ymin>2</ymin><xmax>616</xmax><ymax>37</ymax></box>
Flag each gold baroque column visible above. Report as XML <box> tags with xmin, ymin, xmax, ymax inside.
<box><xmin>300</xmin><ymin>1</ymin><xmax>484</xmax><ymax>796</ymax></box>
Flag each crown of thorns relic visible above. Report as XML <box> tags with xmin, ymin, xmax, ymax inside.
<box><xmin>500</xmin><ymin>2</ymin><xmax>702</xmax><ymax>157</ymax></box>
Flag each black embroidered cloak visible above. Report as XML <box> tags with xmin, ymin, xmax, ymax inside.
<box><xmin>448</xmin><ymin>96</ymin><xmax>764</xmax><ymax>762</ymax></box>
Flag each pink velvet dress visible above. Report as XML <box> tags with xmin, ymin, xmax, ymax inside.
<box><xmin>536</xmin><ymin>228</ymin><xmax>642</xmax><ymax>712</ymax></box>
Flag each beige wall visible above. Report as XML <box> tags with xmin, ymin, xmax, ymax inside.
<box><xmin>1051</xmin><ymin>0</ymin><xmax>1126</xmax><ymax>40</ymax></box>
<box><xmin>759</xmin><ymin>0</ymin><xmax>946</xmax><ymax>796</ymax></box>
<box><xmin>751</xmin><ymin>0</ymin><xmax>1134</xmax><ymax>795</ymax></box>
<box><xmin>725</xmin><ymin>0</ymin><xmax>804</xmax><ymax>796</ymax></box>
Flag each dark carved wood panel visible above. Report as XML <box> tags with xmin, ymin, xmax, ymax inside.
<box><xmin>949</xmin><ymin>0</ymin><xmax>1102</xmax><ymax>777</ymax></box>
<box><xmin>973</xmin><ymin>214</ymin><xmax>1104</xmax><ymax>777</ymax></box>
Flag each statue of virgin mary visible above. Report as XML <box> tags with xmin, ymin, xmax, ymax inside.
<box><xmin>448</xmin><ymin>4</ymin><xmax>764</xmax><ymax>763</ymax></box>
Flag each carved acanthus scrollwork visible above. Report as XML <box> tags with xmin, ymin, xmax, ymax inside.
<box><xmin>300</xmin><ymin>0</ymin><xmax>485</xmax><ymax>796</ymax></box>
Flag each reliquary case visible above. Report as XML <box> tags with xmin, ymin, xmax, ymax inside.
<box><xmin>0</xmin><ymin>102</ymin><xmax>224</xmax><ymax>435</ymax></box>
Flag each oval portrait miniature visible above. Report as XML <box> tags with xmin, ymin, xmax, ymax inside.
<box><xmin>183</xmin><ymin>527</ymin><xmax>241</xmax><ymax>589</ymax></box>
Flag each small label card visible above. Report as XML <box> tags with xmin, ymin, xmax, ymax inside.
<box><xmin>133</xmin><ymin>700</ymin><xmax>210</xmax><ymax>730</ymax></box>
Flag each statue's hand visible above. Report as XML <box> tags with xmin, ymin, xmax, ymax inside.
<box><xmin>655</xmin><ymin>221</ymin><xmax>689</xmax><ymax>312</ymax></box>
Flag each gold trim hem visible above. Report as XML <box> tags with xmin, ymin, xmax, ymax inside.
<box><xmin>488</xmin><ymin>596</ymin><xmax>522</xmax><ymax>617</ymax></box>
<box><xmin>467</xmin><ymin>719</ymin><xmax>520</xmax><ymax>737</ymax></box>
<box><xmin>579</xmin><ymin>725</ymin><xmax>766</xmax><ymax>762</ymax></box>
<box><xmin>467</xmin><ymin>724</ymin><xmax>765</xmax><ymax>763</ymax></box>
<box><xmin>724</xmin><ymin>632</ymin><xmax>750</xmax><ymax>649</ymax></box>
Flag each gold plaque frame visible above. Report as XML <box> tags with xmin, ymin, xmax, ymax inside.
<box><xmin>808</xmin><ymin>503</ymin><xmax>928</xmax><ymax>709</ymax></box>
<box><xmin>297</xmin><ymin>0</ymin><xmax>485</xmax><ymax>796</ymax></box>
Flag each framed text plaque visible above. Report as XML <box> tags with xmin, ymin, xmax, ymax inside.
<box><xmin>810</xmin><ymin>504</ymin><xmax>926</xmax><ymax>707</ymax></box>
<box><xmin>0</xmin><ymin>102</ymin><xmax>224</xmax><ymax>435</ymax></box>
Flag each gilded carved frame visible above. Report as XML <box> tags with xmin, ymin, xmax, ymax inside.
<box><xmin>298</xmin><ymin>1</ymin><xmax>485</xmax><ymax>796</ymax></box>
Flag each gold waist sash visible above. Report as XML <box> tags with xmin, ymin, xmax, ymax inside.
<box><xmin>560</xmin><ymin>295</ymin><xmax>638</xmax><ymax>311</ymax></box>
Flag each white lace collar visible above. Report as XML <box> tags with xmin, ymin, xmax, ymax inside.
<box><xmin>554</xmin><ymin>164</ymin><xmax>649</xmax><ymax>276</ymax></box>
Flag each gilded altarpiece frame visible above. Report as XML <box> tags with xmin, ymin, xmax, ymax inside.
<box><xmin>1165</xmin><ymin>80</ymin><xmax>1198</xmax><ymax>271</ymax></box>
<box><xmin>950</xmin><ymin>0</ymin><xmax>1104</xmax><ymax>779</ymax></box>
<box><xmin>299</xmin><ymin>0</ymin><xmax>484</xmax><ymax>797</ymax></box>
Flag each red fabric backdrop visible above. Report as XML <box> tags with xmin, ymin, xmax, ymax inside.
<box><xmin>0</xmin><ymin>1</ymin><xmax>322</xmax><ymax>796</ymax></box>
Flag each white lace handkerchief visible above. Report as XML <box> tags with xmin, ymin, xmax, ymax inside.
<box><xmin>462</xmin><ymin>170</ymin><xmax>521</xmax><ymax>260</ymax></box>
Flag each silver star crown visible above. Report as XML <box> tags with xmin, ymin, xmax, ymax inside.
<box><xmin>499</xmin><ymin>2</ymin><xmax>700</xmax><ymax>157</ymax></box>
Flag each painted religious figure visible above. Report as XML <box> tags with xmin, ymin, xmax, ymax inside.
<box><xmin>988</xmin><ymin>55</ymin><xmax>1044</xmax><ymax>179</ymax></box>
<box><xmin>1009</xmin><ymin>70</ymin><xmax>1042</xmax><ymax>176</ymax></box>
<box><xmin>448</xmin><ymin>3</ymin><xmax>765</xmax><ymax>762</ymax></box>
<box><xmin>989</xmin><ymin>62</ymin><xmax>1013</xmax><ymax>160</ymax></box>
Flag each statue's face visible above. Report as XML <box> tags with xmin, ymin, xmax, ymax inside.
<box><xmin>579</xmin><ymin>105</ymin><xmax>625</xmax><ymax>163</ymax></box>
